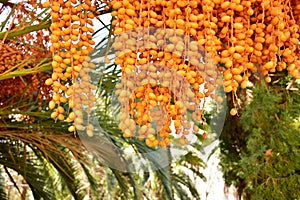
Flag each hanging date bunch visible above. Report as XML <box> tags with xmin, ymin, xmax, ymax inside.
<box><xmin>109</xmin><ymin>0</ymin><xmax>224</xmax><ymax>148</ymax></box>
<box><xmin>42</xmin><ymin>0</ymin><xmax>98</xmax><ymax>135</ymax></box>
<box><xmin>215</xmin><ymin>0</ymin><xmax>300</xmax><ymax>115</ymax></box>
<box><xmin>216</xmin><ymin>0</ymin><xmax>300</xmax><ymax>111</ymax></box>
<box><xmin>0</xmin><ymin>43</ymin><xmax>51</xmax><ymax>108</ymax></box>
<box><xmin>0</xmin><ymin>1</ymin><xmax>51</xmax><ymax>109</ymax></box>
<box><xmin>109</xmin><ymin>0</ymin><xmax>300</xmax><ymax>122</ymax></box>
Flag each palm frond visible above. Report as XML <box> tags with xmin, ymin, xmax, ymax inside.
<box><xmin>0</xmin><ymin>19</ymin><xmax>51</xmax><ymax>40</ymax></box>
<box><xmin>172</xmin><ymin>173</ymin><xmax>201</xmax><ymax>200</ymax></box>
<box><xmin>0</xmin><ymin>138</ymin><xmax>56</xmax><ymax>199</ymax></box>
<box><xmin>0</xmin><ymin>130</ymin><xmax>103</xmax><ymax>199</ymax></box>
<box><xmin>0</xmin><ymin>167</ymin><xmax>7</xmax><ymax>199</ymax></box>
<box><xmin>79</xmin><ymin>163</ymin><xmax>103</xmax><ymax>200</ymax></box>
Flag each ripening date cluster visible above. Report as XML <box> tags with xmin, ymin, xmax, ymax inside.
<box><xmin>109</xmin><ymin>0</ymin><xmax>300</xmax><ymax>117</ymax></box>
<box><xmin>112</xmin><ymin>28</ymin><xmax>221</xmax><ymax>147</ymax></box>
<box><xmin>43</xmin><ymin>0</ymin><xmax>97</xmax><ymax>135</ymax></box>
<box><xmin>109</xmin><ymin>0</ymin><xmax>300</xmax><ymax>147</ymax></box>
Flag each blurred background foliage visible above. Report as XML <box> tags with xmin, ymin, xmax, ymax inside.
<box><xmin>220</xmin><ymin>76</ymin><xmax>300</xmax><ymax>199</ymax></box>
